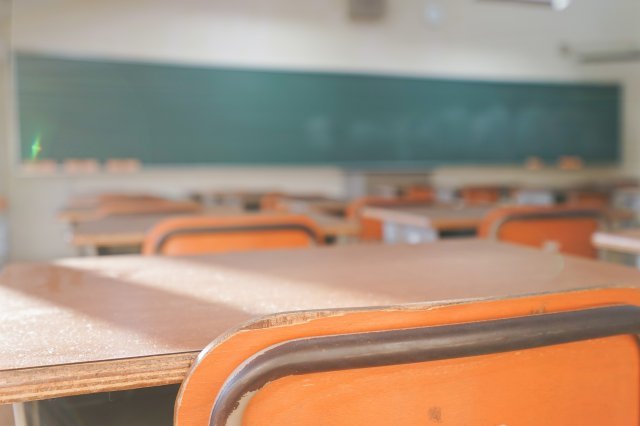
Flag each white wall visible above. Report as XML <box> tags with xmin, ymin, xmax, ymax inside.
<box><xmin>7</xmin><ymin>0</ymin><xmax>640</xmax><ymax>260</ymax></box>
<box><xmin>0</xmin><ymin>0</ymin><xmax>11</xmax><ymax>266</ymax></box>
<box><xmin>14</xmin><ymin>0</ymin><xmax>639</xmax><ymax>80</ymax></box>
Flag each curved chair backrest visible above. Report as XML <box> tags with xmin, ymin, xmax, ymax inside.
<box><xmin>346</xmin><ymin>197</ymin><xmax>432</xmax><ymax>241</ymax></box>
<box><xmin>402</xmin><ymin>185</ymin><xmax>436</xmax><ymax>202</ymax></box>
<box><xmin>479</xmin><ymin>206</ymin><xmax>605</xmax><ymax>258</ymax></box>
<box><xmin>174</xmin><ymin>287</ymin><xmax>640</xmax><ymax>426</ymax></box>
<box><xmin>98</xmin><ymin>200</ymin><xmax>202</xmax><ymax>217</ymax></box>
<box><xmin>142</xmin><ymin>214</ymin><xmax>323</xmax><ymax>256</ymax></box>
<box><xmin>566</xmin><ymin>190</ymin><xmax>611</xmax><ymax>208</ymax></box>
<box><xmin>460</xmin><ymin>186</ymin><xmax>501</xmax><ymax>205</ymax></box>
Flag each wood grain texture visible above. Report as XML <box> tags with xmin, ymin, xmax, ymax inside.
<box><xmin>3</xmin><ymin>240</ymin><xmax>640</xmax><ymax>403</ymax></box>
<box><xmin>1</xmin><ymin>353</ymin><xmax>195</xmax><ymax>404</ymax></box>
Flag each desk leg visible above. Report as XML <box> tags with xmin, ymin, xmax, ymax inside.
<box><xmin>77</xmin><ymin>245</ymin><xmax>97</xmax><ymax>257</ymax></box>
<box><xmin>598</xmin><ymin>248</ymin><xmax>640</xmax><ymax>269</ymax></box>
<box><xmin>383</xmin><ymin>222</ymin><xmax>437</xmax><ymax>244</ymax></box>
<box><xmin>12</xmin><ymin>403</ymin><xmax>32</xmax><ymax>426</ymax></box>
<box><xmin>333</xmin><ymin>233</ymin><xmax>359</xmax><ymax>245</ymax></box>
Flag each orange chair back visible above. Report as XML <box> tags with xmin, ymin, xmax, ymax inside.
<box><xmin>479</xmin><ymin>206</ymin><xmax>605</xmax><ymax>258</ymax></box>
<box><xmin>402</xmin><ymin>185</ymin><xmax>436</xmax><ymax>202</ymax></box>
<box><xmin>460</xmin><ymin>186</ymin><xmax>501</xmax><ymax>205</ymax></box>
<box><xmin>566</xmin><ymin>190</ymin><xmax>611</xmax><ymax>208</ymax></box>
<box><xmin>175</xmin><ymin>287</ymin><xmax>640</xmax><ymax>426</ymax></box>
<box><xmin>346</xmin><ymin>197</ymin><xmax>431</xmax><ymax>241</ymax></box>
<box><xmin>142</xmin><ymin>214</ymin><xmax>323</xmax><ymax>256</ymax></box>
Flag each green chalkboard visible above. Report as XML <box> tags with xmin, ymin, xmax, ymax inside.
<box><xmin>16</xmin><ymin>53</ymin><xmax>621</xmax><ymax>167</ymax></box>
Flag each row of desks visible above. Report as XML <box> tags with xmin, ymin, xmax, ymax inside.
<box><xmin>66</xmin><ymin>204</ymin><xmax>640</xmax><ymax>255</ymax></box>
<box><xmin>69</xmin><ymin>210</ymin><xmax>362</xmax><ymax>254</ymax></box>
<box><xmin>3</xmin><ymin>239</ymin><xmax>640</xmax><ymax>403</ymax></box>
<box><xmin>62</xmin><ymin>195</ymin><xmax>498</xmax><ymax>253</ymax></box>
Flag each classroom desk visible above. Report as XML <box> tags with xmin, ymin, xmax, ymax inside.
<box><xmin>362</xmin><ymin>204</ymin><xmax>492</xmax><ymax>243</ymax></box>
<box><xmin>277</xmin><ymin>196</ymin><xmax>348</xmax><ymax>217</ymax></box>
<box><xmin>58</xmin><ymin>200</ymin><xmax>202</xmax><ymax>224</ymax></box>
<box><xmin>70</xmin><ymin>211</ymin><xmax>360</xmax><ymax>254</ymax></box>
<box><xmin>2</xmin><ymin>239</ymin><xmax>640</xmax><ymax>405</ymax></box>
<box><xmin>192</xmin><ymin>190</ymin><xmax>271</xmax><ymax>210</ymax></box>
<box><xmin>58</xmin><ymin>194</ymin><xmax>171</xmax><ymax>222</ymax></box>
<box><xmin>58</xmin><ymin>205</ymin><xmax>104</xmax><ymax>223</ymax></box>
<box><xmin>364</xmin><ymin>204</ymin><xmax>636</xmax><ymax>242</ymax></box>
<box><xmin>363</xmin><ymin>204</ymin><xmax>492</xmax><ymax>232</ymax></box>
<box><xmin>592</xmin><ymin>229</ymin><xmax>640</xmax><ymax>267</ymax></box>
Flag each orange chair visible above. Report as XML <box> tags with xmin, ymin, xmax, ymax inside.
<box><xmin>401</xmin><ymin>185</ymin><xmax>436</xmax><ymax>202</ymax></box>
<box><xmin>460</xmin><ymin>186</ymin><xmax>501</xmax><ymax>205</ymax></box>
<box><xmin>175</xmin><ymin>287</ymin><xmax>640</xmax><ymax>426</ymax></box>
<box><xmin>479</xmin><ymin>205</ymin><xmax>605</xmax><ymax>258</ymax></box>
<box><xmin>346</xmin><ymin>197</ymin><xmax>431</xmax><ymax>241</ymax></box>
<box><xmin>142</xmin><ymin>214</ymin><xmax>323</xmax><ymax>256</ymax></box>
<box><xmin>566</xmin><ymin>190</ymin><xmax>611</xmax><ymax>208</ymax></box>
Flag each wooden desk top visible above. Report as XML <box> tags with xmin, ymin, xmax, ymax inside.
<box><xmin>71</xmin><ymin>211</ymin><xmax>359</xmax><ymax>249</ymax></box>
<box><xmin>592</xmin><ymin>229</ymin><xmax>640</xmax><ymax>255</ymax></box>
<box><xmin>71</xmin><ymin>213</ymin><xmax>192</xmax><ymax>247</ymax></box>
<box><xmin>70</xmin><ymin>206</ymin><xmax>240</xmax><ymax>248</ymax></box>
<box><xmin>58</xmin><ymin>198</ymin><xmax>200</xmax><ymax>223</ymax></box>
<box><xmin>363</xmin><ymin>205</ymin><xmax>493</xmax><ymax>231</ymax></box>
<box><xmin>3</xmin><ymin>239</ymin><xmax>640</xmax><ymax>403</ymax></box>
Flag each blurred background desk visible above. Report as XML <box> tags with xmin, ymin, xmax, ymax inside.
<box><xmin>70</xmin><ymin>210</ymin><xmax>359</xmax><ymax>255</ymax></box>
<box><xmin>362</xmin><ymin>204</ymin><xmax>493</xmax><ymax>243</ymax></box>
